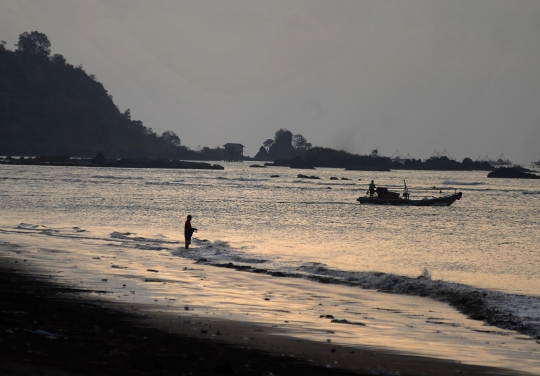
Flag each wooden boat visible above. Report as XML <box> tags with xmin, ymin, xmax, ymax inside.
<box><xmin>357</xmin><ymin>186</ymin><xmax>462</xmax><ymax>206</ymax></box>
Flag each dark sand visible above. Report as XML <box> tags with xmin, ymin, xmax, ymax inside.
<box><xmin>0</xmin><ymin>261</ymin><xmax>528</xmax><ymax>375</ymax></box>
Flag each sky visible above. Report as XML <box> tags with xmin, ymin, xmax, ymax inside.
<box><xmin>1</xmin><ymin>0</ymin><xmax>540</xmax><ymax>164</ymax></box>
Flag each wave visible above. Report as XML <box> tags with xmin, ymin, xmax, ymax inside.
<box><xmin>172</xmin><ymin>239</ymin><xmax>268</xmax><ymax>265</ymax></box>
<box><xmin>109</xmin><ymin>231</ymin><xmax>175</xmax><ymax>244</ymax></box>
<box><xmin>168</xmin><ymin>239</ymin><xmax>540</xmax><ymax>340</ymax></box>
<box><xmin>443</xmin><ymin>180</ymin><xmax>483</xmax><ymax>186</ymax></box>
<box><xmin>145</xmin><ymin>180</ymin><xmax>184</xmax><ymax>186</ymax></box>
<box><xmin>316</xmin><ymin>182</ymin><xmax>356</xmax><ymax>186</ymax></box>
<box><xmin>6</xmin><ymin>223</ymin><xmax>540</xmax><ymax>340</ymax></box>
<box><xmin>17</xmin><ymin>223</ymin><xmax>43</xmax><ymax>230</ymax></box>
<box><xmin>91</xmin><ymin>175</ymin><xmax>144</xmax><ymax>180</ymax></box>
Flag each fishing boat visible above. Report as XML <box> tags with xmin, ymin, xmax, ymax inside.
<box><xmin>357</xmin><ymin>181</ymin><xmax>462</xmax><ymax>206</ymax></box>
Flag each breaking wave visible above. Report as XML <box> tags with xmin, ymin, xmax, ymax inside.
<box><xmin>4</xmin><ymin>222</ymin><xmax>540</xmax><ymax>341</ymax></box>
<box><xmin>91</xmin><ymin>175</ymin><xmax>144</xmax><ymax>180</ymax></box>
<box><xmin>443</xmin><ymin>180</ymin><xmax>483</xmax><ymax>186</ymax></box>
<box><xmin>167</xmin><ymin>239</ymin><xmax>540</xmax><ymax>340</ymax></box>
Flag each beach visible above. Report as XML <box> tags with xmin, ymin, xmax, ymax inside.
<box><xmin>0</xmin><ymin>233</ymin><xmax>538</xmax><ymax>375</ymax></box>
<box><xmin>0</xmin><ymin>253</ymin><xmax>529</xmax><ymax>376</ymax></box>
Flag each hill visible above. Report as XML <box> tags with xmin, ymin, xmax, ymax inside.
<box><xmin>0</xmin><ymin>32</ymin><xmax>227</xmax><ymax>159</ymax></box>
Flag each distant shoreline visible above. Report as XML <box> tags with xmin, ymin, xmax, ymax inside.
<box><xmin>0</xmin><ymin>156</ymin><xmax>224</xmax><ymax>170</ymax></box>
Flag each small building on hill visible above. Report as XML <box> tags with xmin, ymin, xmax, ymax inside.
<box><xmin>223</xmin><ymin>143</ymin><xmax>245</xmax><ymax>160</ymax></box>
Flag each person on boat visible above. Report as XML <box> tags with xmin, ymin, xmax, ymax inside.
<box><xmin>184</xmin><ymin>215</ymin><xmax>197</xmax><ymax>249</ymax></box>
<box><xmin>369</xmin><ymin>180</ymin><xmax>376</xmax><ymax>197</ymax></box>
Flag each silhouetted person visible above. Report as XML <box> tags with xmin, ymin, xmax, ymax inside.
<box><xmin>184</xmin><ymin>215</ymin><xmax>197</xmax><ymax>249</ymax></box>
<box><xmin>369</xmin><ymin>180</ymin><xmax>376</xmax><ymax>198</ymax></box>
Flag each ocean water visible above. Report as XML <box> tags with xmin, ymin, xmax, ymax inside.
<box><xmin>1</xmin><ymin>163</ymin><xmax>540</xmax><ymax>339</ymax></box>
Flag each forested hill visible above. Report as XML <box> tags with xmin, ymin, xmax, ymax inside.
<box><xmin>0</xmin><ymin>32</ymin><xmax>198</xmax><ymax>159</ymax></box>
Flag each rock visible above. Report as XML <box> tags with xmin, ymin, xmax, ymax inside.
<box><xmin>270</xmin><ymin>175</ymin><xmax>280</xmax><ymax>178</ymax></box>
<box><xmin>330</xmin><ymin>177</ymin><xmax>338</xmax><ymax>180</ymax></box>
<box><xmin>146</xmin><ymin>269</ymin><xmax>159</xmax><ymax>273</ymax></box>
<box><xmin>249</xmin><ymin>164</ymin><xmax>265</xmax><ymax>168</ymax></box>
<box><xmin>487</xmin><ymin>167</ymin><xmax>540</xmax><ymax>179</ymax></box>
<box><xmin>331</xmin><ymin>319</ymin><xmax>366</xmax><ymax>326</ymax></box>
<box><xmin>253</xmin><ymin>146</ymin><xmax>271</xmax><ymax>161</ymax></box>
<box><xmin>297</xmin><ymin>174</ymin><xmax>320</xmax><ymax>179</ymax></box>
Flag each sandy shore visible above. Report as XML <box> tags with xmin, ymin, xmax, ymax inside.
<box><xmin>0</xmin><ymin>255</ymin><xmax>531</xmax><ymax>375</ymax></box>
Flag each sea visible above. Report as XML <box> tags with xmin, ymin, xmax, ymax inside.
<box><xmin>1</xmin><ymin>162</ymin><xmax>540</xmax><ymax>356</ymax></box>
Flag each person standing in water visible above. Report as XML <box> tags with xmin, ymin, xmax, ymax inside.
<box><xmin>184</xmin><ymin>215</ymin><xmax>197</xmax><ymax>249</ymax></box>
<box><xmin>369</xmin><ymin>180</ymin><xmax>376</xmax><ymax>198</ymax></box>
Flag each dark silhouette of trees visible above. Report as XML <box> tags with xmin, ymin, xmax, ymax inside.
<box><xmin>0</xmin><ymin>31</ymin><xmax>215</xmax><ymax>159</ymax></box>
<box><xmin>256</xmin><ymin>129</ymin><xmax>312</xmax><ymax>160</ymax></box>
<box><xmin>15</xmin><ymin>31</ymin><xmax>51</xmax><ymax>58</ymax></box>
<box><xmin>161</xmin><ymin>130</ymin><xmax>181</xmax><ymax>146</ymax></box>
<box><xmin>263</xmin><ymin>139</ymin><xmax>274</xmax><ymax>151</ymax></box>
<box><xmin>51</xmin><ymin>54</ymin><xmax>66</xmax><ymax>65</ymax></box>
<box><xmin>292</xmin><ymin>134</ymin><xmax>312</xmax><ymax>151</ymax></box>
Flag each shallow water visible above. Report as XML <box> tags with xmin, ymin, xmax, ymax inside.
<box><xmin>1</xmin><ymin>163</ymin><xmax>539</xmax><ymax>294</ymax></box>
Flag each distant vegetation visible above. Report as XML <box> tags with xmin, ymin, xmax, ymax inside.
<box><xmin>253</xmin><ymin>129</ymin><xmax>492</xmax><ymax>171</ymax></box>
<box><xmin>267</xmin><ymin>147</ymin><xmax>494</xmax><ymax>171</ymax></box>
<box><xmin>0</xmin><ymin>31</ymin><xmax>228</xmax><ymax>159</ymax></box>
<box><xmin>254</xmin><ymin>128</ymin><xmax>312</xmax><ymax>161</ymax></box>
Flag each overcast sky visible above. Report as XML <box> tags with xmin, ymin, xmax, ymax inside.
<box><xmin>2</xmin><ymin>0</ymin><xmax>540</xmax><ymax>163</ymax></box>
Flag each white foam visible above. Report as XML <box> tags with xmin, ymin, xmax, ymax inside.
<box><xmin>91</xmin><ymin>175</ymin><xmax>144</xmax><ymax>180</ymax></box>
<box><xmin>443</xmin><ymin>180</ymin><xmax>483</xmax><ymax>186</ymax></box>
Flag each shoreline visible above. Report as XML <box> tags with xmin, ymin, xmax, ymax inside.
<box><xmin>0</xmin><ymin>261</ymin><xmax>525</xmax><ymax>376</ymax></box>
<box><xmin>205</xmin><ymin>260</ymin><xmax>540</xmax><ymax>341</ymax></box>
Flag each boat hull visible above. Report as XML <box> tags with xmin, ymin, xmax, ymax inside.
<box><xmin>357</xmin><ymin>192</ymin><xmax>462</xmax><ymax>206</ymax></box>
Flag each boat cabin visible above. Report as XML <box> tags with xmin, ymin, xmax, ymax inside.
<box><xmin>376</xmin><ymin>187</ymin><xmax>401</xmax><ymax>199</ymax></box>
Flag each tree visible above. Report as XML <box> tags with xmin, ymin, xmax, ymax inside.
<box><xmin>51</xmin><ymin>54</ymin><xmax>66</xmax><ymax>65</ymax></box>
<box><xmin>161</xmin><ymin>130</ymin><xmax>181</xmax><ymax>146</ymax></box>
<box><xmin>123</xmin><ymin>109</ymin><xmax>131</xmax><ymax>120</ymax></box>
<box><xmin>263</xmin><ymin>138</ymin><xmax>274</xmax><ymax>151</ymax></box>
<box><xmin>274</xmin><ymin>128</ymin><xmax>290</xmax><ymax>142</ymax></box>
<box><xmin>292</xmin><ymin>134</ymin><xmax>312</xmax><ymax>150</ymax></box>
<box><xmin>15</xmin><ymin>31</ymin><xmax>51</xmax><ymax>58</ymax></box>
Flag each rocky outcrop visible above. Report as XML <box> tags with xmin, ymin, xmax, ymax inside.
<box><xmin>268</xmin><ymin>131</ymin><xmax>296</xmax><ymax>160</ymax></box>
<box><xmin>253</xmin><ymin>146</ymin><xmax>271</xmax><ymax>161</ymax></box>
<box><xmin>487</xmin><ymin>167</ymin><xmax>540</xmax><ymax>179</ymax></box>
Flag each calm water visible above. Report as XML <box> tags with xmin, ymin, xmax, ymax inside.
<box><xmin>1</xmin><ymin>163</ymin><xmax>539</xmax><ymax>295</ymax></box>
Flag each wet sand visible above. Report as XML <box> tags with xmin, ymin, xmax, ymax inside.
<box><xmin>0</xmin><ymin>252</ymin><xmax>533</xmax><ymax>375</ymax></box>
